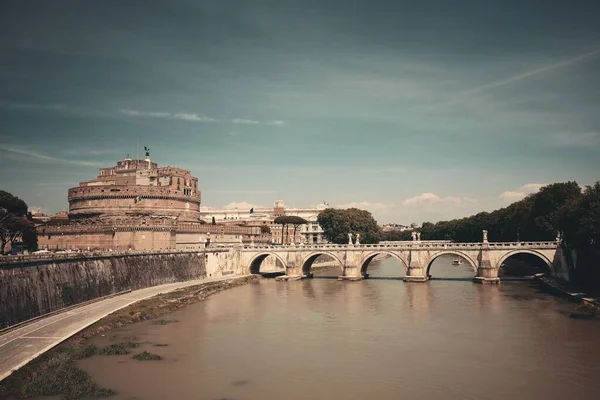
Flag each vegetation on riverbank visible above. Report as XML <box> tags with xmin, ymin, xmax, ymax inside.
<box><xmin>0</xmin><ymin>275</ymin><xmax>258</xmax><ymax>400</ymax></box>
<box><xmin>381</xmin><ymin>182</ymin><xmax>600</xmax><ymax>288</ymax></box>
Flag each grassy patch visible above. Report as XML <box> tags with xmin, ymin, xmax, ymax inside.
<box><xmin>133</xmin><ymin>351</ymin><xmax>162</xmax><ymax>361</ymax></box>
<box><xmin>5</xmin><ymin>353</ymin><xmax>115</xmax><ymax>400</ymax></box>
<box><xmin>101</xmin><ymin>337</ymin><xmax>139</xmax><ymax>355</ymax></box>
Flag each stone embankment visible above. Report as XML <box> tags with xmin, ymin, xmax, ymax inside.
<box><xmin>535</xmin><ymin>275</ymin><xmax>600</xmax><ymax>308</ymax></box>
<box><xmin>0</xmin><ymin>249</ymin><xmax>238</xmax><ymax>329</ymax></box>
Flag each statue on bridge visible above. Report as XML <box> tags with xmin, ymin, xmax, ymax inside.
<box><xmin>348</xmin><ymin>233</ymin><xmax>354</xmax><ymax>245</ymax></box>
<box><xmin>416</xmin><ymin>232</ymin><xmax>421</xmax><ymax>241</ymax></box>
<box><xmin>411</xmin><ymin>231</ymin><xmax>417</xmax><ymax>241</ymax></box>
<box><xmin>355</xmin><ymin>233</ymin><xmax>360</xmax><ymax>245</ymax></box>
<box><xmin>482</xmin><ymin>230</ymin><xmax>488</xmax><ymax>243</ymax></box>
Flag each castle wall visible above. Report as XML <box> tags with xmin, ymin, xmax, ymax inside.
<box><xmin>68</xmin><ymin>185</ymin><xmax>200</xmax><ymax>221</ymax></box>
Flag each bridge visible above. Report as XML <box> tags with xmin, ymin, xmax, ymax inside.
<box><xmin>240</xmin><ymin>231</ymin><xmax>561</xmax><ymax>283</ymax></box>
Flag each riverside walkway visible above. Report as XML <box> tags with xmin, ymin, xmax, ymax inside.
<box><xmin>0</xmin><ymin>275</ymin><xmax>249</xmax><ymax>381</ymax></box>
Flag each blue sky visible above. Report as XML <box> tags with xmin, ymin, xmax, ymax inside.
<box><xmin>1</xmin><ymin>0</ymin><xmax>599</xmax><ymax>224</ymax></box>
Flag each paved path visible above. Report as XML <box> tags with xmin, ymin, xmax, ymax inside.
<box><xmin>0</xmin><ymin>275</ymin><xmax>248</xmax><ymax>381</ymax></box>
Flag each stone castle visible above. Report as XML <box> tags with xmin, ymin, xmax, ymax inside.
<box><xmin>37</xmin><ymin>151</ymin><xmax>263</xmax><ymax>251</ymax></box>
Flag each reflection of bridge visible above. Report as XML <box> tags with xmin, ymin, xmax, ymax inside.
<box><xmin>241</xmin><ymin>232</ymin><xmax>560</xmax><ymax>284</ymax></box>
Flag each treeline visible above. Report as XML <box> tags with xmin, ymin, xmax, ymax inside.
<box><xmin>382</xmin><ymin>181</ymin><xmax>600</xmax><ymax>287</ymax></box>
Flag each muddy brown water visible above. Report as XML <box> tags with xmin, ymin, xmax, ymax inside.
<box><xmin>60</xmin><ymin>255</ymin><xmax>600</xmax><ymax>400</ymax></box>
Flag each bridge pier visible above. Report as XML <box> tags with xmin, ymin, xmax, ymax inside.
<box><xmin>473</xmin><ymin>244</ymin><xmax>500</xmax><ymax>284</ymax></box>
<box><xmin>338</xmin><ymin>265</ymin><xmax>364</xmax><ymax>281</ymax></box>
<box><xmin>403</xmin><ymin>266</ymin><xmax>429</xmax><ymax>282</ymax></box>
<box><xmin>473</xmin><ymin>267</ymin><xmax>500</xmax><ymax>284</ymax></box>
<box><xmin>403</xmin><ymin>248</ymin><xmax>429</xmax><ymax>282</ymax></box>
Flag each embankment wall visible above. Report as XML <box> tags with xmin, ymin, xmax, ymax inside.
<box><xmin>0</xmin><ymin>249</ymin><xmax>240</xmax><ymax>329</ymax></box>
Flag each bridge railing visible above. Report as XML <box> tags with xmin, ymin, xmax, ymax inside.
<box><xmin>241</xmin><ymin>241</ymin><xmax>558</xmax><ymax>250</ymax></box>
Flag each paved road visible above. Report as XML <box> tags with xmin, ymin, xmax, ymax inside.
<box><xmin>0</xmin><ymin>275</ymin><xmax>248</xmax><ymax>381</ymax></box>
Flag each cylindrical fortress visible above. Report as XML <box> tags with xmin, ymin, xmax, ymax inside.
<box><xmin>67</xmin><ymin>155</ymin><xmax>201</xmax><ymax>222</ymax></box>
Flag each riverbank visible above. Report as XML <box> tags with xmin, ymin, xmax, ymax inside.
<box><xmin>535</xmin><ymin>275</ymin><xmax>599</xmax><ymax>318</ymax></box>
<box><xmin>0</xmin><ymin>275</ymin><xmax>258</xmax><ymax>400</ymax></box>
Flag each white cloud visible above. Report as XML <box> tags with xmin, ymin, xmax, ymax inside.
<box><xmin>402</xmin><ymin>193</ymin><xmax>478</xmax><ymax>206</ymax></box>
<box><xmin>498</xmin><ymin>183</ymin><xmax>545</xmax><ymax>202</ymax></box>
<box><xmin>265</xmin><ymin>120</ymin><xmax>286</xmax><ymax>126</ymax></box>
<box><xmin>0</xmin><ymin>145</ymin><xmax>101</xmax><ymax>167</ymax></box>
<box><xmin>232</xmin><ymin>118</ymin><xmax>261</xmax><ymax>125</ymax></box>
<box><xmin>336</xmin><ymin>201</ymin><xmax>395</xmax><ymax>212</ymax></box>
<box><xmin>119</xmin><ymin>109</ymin><xmax>216</xmax><ymax>122</ymax></box>
<box><xmin>120</xmin><ymin>110</ymin><xmax>285</xmax><ymax>126</ymax></box>
<box><xmin>232</xmin><ymin>118</ymin><xmax>287</xmax><ymax>126</ymax></box>
<box><xmin>223</xmin><ymin>201</ymin><xmax>261</xmax><ymax>210</ymax></box>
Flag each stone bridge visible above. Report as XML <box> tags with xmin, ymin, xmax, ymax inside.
<box><xmin>240</xmin><ymin>232</ymin><xmax>561</xmax><ymax>284</ymax></box>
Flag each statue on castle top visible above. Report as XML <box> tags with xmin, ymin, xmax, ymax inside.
<box><xmin>144</xmin><ymin>146</ymin><xmax>151</xmax><ymax>157</ymax></box>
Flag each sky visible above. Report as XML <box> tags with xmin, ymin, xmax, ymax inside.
<box><xmin>1</xmin><ymin>0</ymin><xmax>599</xmax><ymax>224</ymax></box>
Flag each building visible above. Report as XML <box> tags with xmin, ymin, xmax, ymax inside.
<box><xmin>36</xmin><ymin>152</ymin><xmax>264</xmax><ymax>251</ymax></box>
<box><xmin>381</xmin><ymin>223</ymin><xmax>412</xmax><ymax>232</ymax></box>
<box><xmin>200</xmin><ymin>200</ymin><xmax>328</xmax><ymax>244</ymax></box>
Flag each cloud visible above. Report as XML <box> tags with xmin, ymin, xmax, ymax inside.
<box><xmin>119</xmin><ymin>109</ymin><xmax>216</xmax><ymax>122</ymax></box>
<box><xmin>232</xmin><ymin>118</ymin><xmax>260</xmax><ymax>125</ymax></box>
<box><xmin>119</xmin><ymin>110</ymin><xmax>286</xmax><ymax>126</ymax></box>
<box><xmin>0</xmin><ymin>145</ymin><xmax>101</xmax><ymax>167</ymax></box>
<box><xmin>429</xmin><ymin>48</ymin><xmax>600</xmax><ymax>109</ymax></box>
<box><xmin>402</xmin><ymin>193</ymin><xmax>478</xmax><ymax>206</ymax></box>
<box><xmin>232</xmin><ymin>118</ymin><xmax>287</xmax><ymax>126</ymax></box>
<box><xmin>336</xmin><ymin>201</ymin><xmax>395</xmax><ymax>212</ymax></box>
<box><xmin>222</xmin><ymin>201</ymin><xmax>261</xmax><ymax>210</ymax></box>
<box><xmin>498</xmin><ymin>183</ymin><xmax>545</xmax><ymax>202</ymax></box>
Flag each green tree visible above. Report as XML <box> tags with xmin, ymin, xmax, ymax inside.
<box><xmin>317</xmin><ymin>208</ymin><xmax>380</xmax><ymax>244</ymax></box>
<box><xmin>260</xmin><ymin>224</ymin><xmax>271</xmax><ymax>234</ymax></box>
<box><xmin>0</xmin><ymin>190</ymin><xmax>37</xmax><ymax>253</ymax></box>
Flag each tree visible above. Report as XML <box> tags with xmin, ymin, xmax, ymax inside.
<box><xmin>317</xmin><ymin>208</ymin><xmax>380</xmax><ymax>244</ymax></box>
<box><xmin>211</xmin><ymin>216</ymin><xmax>216</xmax><ymax>225</ymax></box>
<box><xmin>0</xmin><ymin>190</ymin><xmax>37</xmax><ymax>254</ymax></box>
<box><xmin>260</xmin><ymin>224</ymin><xmax>271</xmax><ymax>234</ymax></box>
<box><xmin>274</xmin><ymin>216</ymin><xmax>307</xmax><ymax>244</ymax></box>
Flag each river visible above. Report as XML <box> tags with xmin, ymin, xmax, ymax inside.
<box><xmin>77</xmin><ymin>255</ymin><xmax>600</xmax><ymax>400</ymax></box>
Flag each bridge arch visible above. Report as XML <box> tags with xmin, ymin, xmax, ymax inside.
<box><xmin>426</xmin><ymin>251</ymin><xmax>478</xmax><ymax>276</ymax></box>
<box><xmin>359</xmin><ymin>251</ymin><xmax>409</xmax><ymax>276</ymax></box>
<box><xmin>301</xmin><ymin>251</ymin><xmax>345</xmax><ymax>275</ymax></box>
<box><xmin>248</xmin><ymin>252</ymin><xmax>287</xmax><ymax>275</ymax></box>
<box><xmin>496</xmin><ymin>249</ymin><xmax>553</xmax><ymax>275</ymax></box>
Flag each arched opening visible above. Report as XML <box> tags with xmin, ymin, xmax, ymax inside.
<box><xmin>249</xmin><ymin>253</ymin><xmax>286</xmax><ymax>276</ymax></box>
<box><xmin>498</xmin><ymin>251</ymin><xmax>552</xmax><ymax>278</ymax></box>
<box><xmin>426</xmin><ymin>252</ymin><xmax>477</xmax><ymax>280</ymax></box>
<box><xmin>301</xmin><ymin>253</ymin><xmax>344</xmax><ymax>278</ymax></box>
<box><xmin>360</xmin><ymin>252</ymin><xmax>408</xmax><ymax>278</ymax></box>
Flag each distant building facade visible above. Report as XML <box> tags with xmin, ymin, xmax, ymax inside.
<box><xmin>200</xmin><ymin>200</ymin><xmax>328</xmax><ymax>244</ymax></box>
<box><xmin>36</xmin><ymin>153</ymin><xmax>264</xmax><ymax>251</ymax></box>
